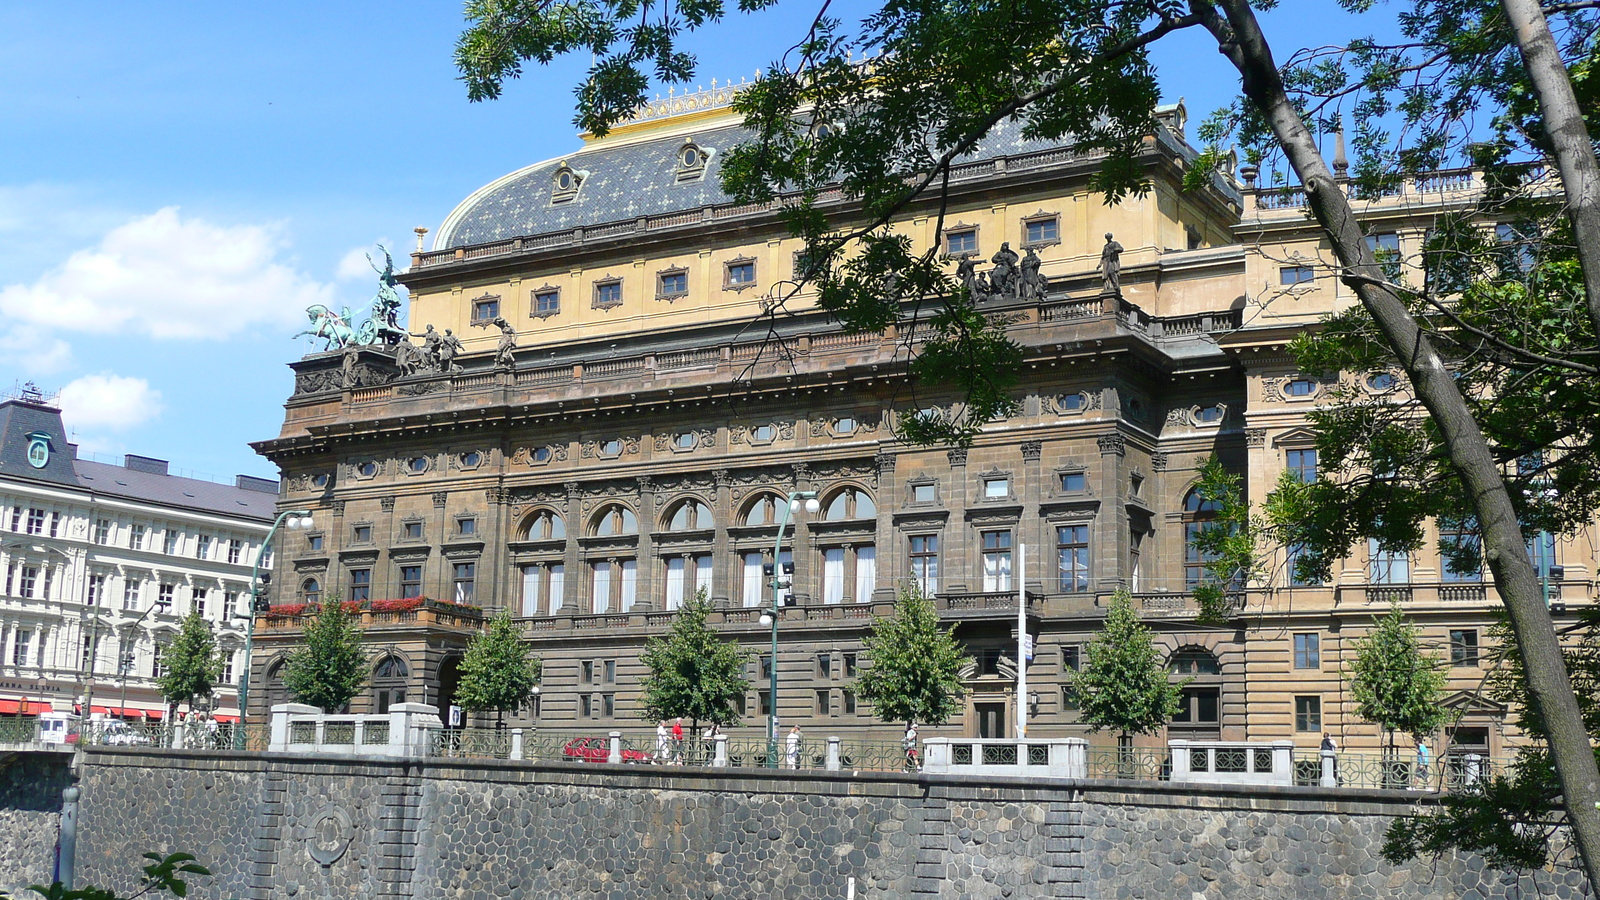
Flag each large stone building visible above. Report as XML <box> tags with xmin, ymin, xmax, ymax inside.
<box><xmin>0</xmin><ymin>385</ymin><xmax>277</xmax><ymax>722</ymax></box>
<box><xmin>252</xmin><ymin>88</ymin><xmax>1586</xmax><ymax>759</ymax></box>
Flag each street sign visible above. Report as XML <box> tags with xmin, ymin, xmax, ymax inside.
<box><xmin>1022</xmin><ymin>634</ymin><xmax>1035</xmax><ymax>662</ymax></box>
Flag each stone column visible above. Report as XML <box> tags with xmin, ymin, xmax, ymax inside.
<box><xmin>1020</xmin><ymin>441</ymin><xmax>1045</xmax><ymax>596</ymax></box>
<box><xmin>945</xmin><ymin>448</ymin><xmax>970</xmax><ymax>591</ymax></box>
<box><xmin>561</xmin><ymin>482</ymin><xmax>583</xmax><ymax>616</ymax></box>
<box><xmin>1095</xmin><ymin>434</ymin><xmax>1129</xmax><ymax>596</ymax></box>
<box><xmin>872</xmin><ymin>451</ymin><xmax>897</xmax><ymax>602</ymax></box>
<box><xmin>377</xmin><ymin>496</ymin><xmax>397</xmax><ymax>600</ymax></box>
<box><xmin>710</xmin><ymin>469</ymin><xmax>733</xmax><ymax>607</ymax></box>
<box><xmin>791</xmin><ymin>463</ymin><xmax>813</xmax><ymax>604</ymax></box>
<box><xmin>635</xmin><ymin>476</ymin><xmax>657</xmax><ymax>611</ymax></box>
<box><xmin>480</xmin><ymin>484</ymin><xmax>510</xmax><ymax>614</ymax></box>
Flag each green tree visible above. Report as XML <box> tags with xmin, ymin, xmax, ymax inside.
<box><xmin>155</xmin><ymin>611</ymin><xmax>223</xmax><ymax>713</ymax></box>
<box><xmin>638</xmin><ymin>590</ymin><xmax>749</xmax><ymax>730</ymax></box>
<box><xmin>282</xmin><ymin>602</ymin><xmax>367</xmax><ymax>713</ymax></box>
<box><xmin>8</xmin><ymin>851</ymin><xmax>210</xmax><ymax>900</ymax></box>
<box><xmin>856</xmin><ymin>584</ymin><xmax>971</xmax><ymax>727</ymax></box>
<box><xmin>456</xmin><ymin>0</ymin><xmax>1600</xmax><ymax>879</ymax></box>
<box><xmin>1347</xmin><ymin>603</ymin><xmax>1450</xmax><ymax>767</ymax></box>
<box><xmin>1071</xmin><ymin>592</ymin><xmax>1183</xmax><ymax>755</ymax></box>
<box><xmin>455</xmin><ymin>612</ymin><xmax>542</xmax><ymax>726</ymax></box>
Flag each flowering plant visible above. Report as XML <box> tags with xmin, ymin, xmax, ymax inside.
<box><xmin>264</xmin><ymin>604</ymin><xmax>308</xmax><ymax>618</ymax></box>
<box><xmin>371</xmin><ymin>597</ymin><xmax>426</xmax><ymax>613</ymax></box>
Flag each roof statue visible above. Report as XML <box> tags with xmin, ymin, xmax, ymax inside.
<box><xmin>368</xmin><ymin>246</ymin><xmax>406</xmax><ymax>340</ymax></box>
<box><xmin>294</xmin><ymin>245</ymin><xmax>407</xmax><ymax>354</ymax></box>
<box><xmin>473</xmin><ymin>316</ymin><xmax>519</xmax><ymax>370</ymax></box>
<box><xmin>294</xmin><ymin>305</ymin><xmax>373</xmax><ymax>351</ymax></box>
<box><xmin>952</xmin><ymin>242</ymin><xmax>1050</xmax><ymax>304</ymax></box>
<box><xmin>1098</xmin><ymin>233</ymin><xmax>1124</xmax><ymax>296</ymax></box>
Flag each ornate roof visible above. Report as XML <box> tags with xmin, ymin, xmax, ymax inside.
<box><xmin>434</xmin><ymin>117</ymin><xmax>1070</xmax><ymax>251</ymax></box>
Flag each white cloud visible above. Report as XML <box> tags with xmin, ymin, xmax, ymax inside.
<box><xmin>336</xmin><ymin>240</ymin><xmax>395</xmax><ymax>282</ymax></box>
<box><xmin>58</xmin><ymin>373</ymin><xmax>164</xmax><ymax>432</ymax></box>
<box><xmin>0</xmin><ymin>207</ymin><xmax>338</xmax><ymax>340</ymax></box>
<box><xmin>0</xmin><ymin>323</ymin><xmax>72</xmax><ymax>374</ymax></box>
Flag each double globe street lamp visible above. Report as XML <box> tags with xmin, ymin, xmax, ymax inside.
<box><xmin>235</xmin><ymin>509</ymin><xmax>313</xmax><ymax>748</ymax></box>
<box><xmin>759</xmin><ymin>490</ymin><xmax>818</xmax><ymax>768</ymax></box>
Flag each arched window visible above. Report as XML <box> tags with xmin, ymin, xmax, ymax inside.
<box><xmin>591</xmin><ymin>504</ymin><xmax>638</xmax><ymax>537</ymax></box>
<box><xmin>1183</xmin><ymin>487</ymin><xmax>1221</xmax><ymax>589</ymax></box>
<box><xmin>1169</xmin><ymin>648</ymin><xmax>1222</xmax><ymax>675</ymax></box>
<box><xmin>1169</xmin><ymin>647</ymin><xmax>1222</xmax><ymax>733</ymax></box>
<box><xmin>521</xmin><ymin>509</ymin><xmax>565</xmax><ymax>541</ymax></box>
<box><xmin>372</xmin><ymin>655</ymin><xmax>409</xmax><ymax>714</ymax></box>
<box><xmin>824</xmin><ymin>487</ymin><xmax>876</xmax><ymax>521</ymax></box>
<box><xmin>742</xmin><ymin>494</ymin><xmax>784</xmax><ymax>527</ymax></box>
<box><xmin>664</xmin><ymin>499</ymin><xmax>713</xmax><ymax>531</ymax></box>
<box><xmin>301</xmin><ymin>577</ymin><xmax>321</xmax><ymax>605</ymax></box>
<box><xmin>264</xmin><ymin>659</ymin><xmax>289</xmax><ymax>709</ymax></box>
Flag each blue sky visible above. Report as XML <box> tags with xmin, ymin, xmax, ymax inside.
<box><xmin>0</xmin><ymin>2</ymin><xmax>1384</xmax><ymax>483</ymax></box>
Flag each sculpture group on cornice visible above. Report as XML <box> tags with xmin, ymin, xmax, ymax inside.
<box><xmin>957</xmin><ymin>242</ymin><xmax>1050</xmax><ymax>302</ymax></box>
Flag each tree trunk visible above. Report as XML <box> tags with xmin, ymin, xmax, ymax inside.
<box><xmin>1499</xmin><ymin>0</ymin><xmax>1600</xmax><ymax>336</ymax></box>
<box><xmin>1201</xmin><ymin>0</ymin><xmax>1600</xmax><ymax>887</ymax></box>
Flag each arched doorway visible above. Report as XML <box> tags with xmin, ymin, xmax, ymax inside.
<box><xmin>1168</xmin><ymin>647</ymin><xmax>1223</xmax><ymax>739</ymax></box>
<box><xmin>435</xmin><ymin>655</ymin><xmax>463</xmax><ymax>724</ymax></box>
<box><xmin>371</xmin><ymin>655</ymin><xmax>410</xmax><ymax>714</ymax></box>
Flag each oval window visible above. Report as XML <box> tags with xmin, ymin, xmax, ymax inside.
<box><xmin>815</xmin><ymin>123</ymin><xmax>834</xmax><ymax>139</ymax></box>
<box><xmin>1058</xmin><ymin>393</ymin><xmax>1084</xmax><ymax>412</ymax></box>
<box><xmin>601</xmin><ymin>439</ymin><xmax>623</xmax><ymax>456</ymax></box>
<box><xmin>1285</xmin><ymin>378</ymin><xmax>1317</xmax><ymax>397</ymax></box>
<box><xmin>675</xmin><ymin>432</ymin><xmax>696</xmax><ymax>450</ymax></box>
<box><xmin>752</xmin><ymin>425</ymin><xmax>776</xmax><ymax>442</ymax></box>
<box><xmin>357</xmin><ymin>461</ymin><xmax>378</xmax><ymax>478</ymax></box>
<box><xmin>1367</xmin><ymin>372</ymin><xmax>1398</xmax><ymax>391</ymax></box>
<box><xmin>533</xmin><ymin>446</ymin><xmax>552</xmax><ymax>463</ymax></box>
<box><xmin>557</xmin><ymin>171</ymin><xmax>573</xmax><ymax>190</ymax></box>
<box><xmin>682</xmin><ymin>147</ymin><xmax>699</xmax><ymax>167</ymax></box>
<box><xmin>311</xmin><ymin>473</ymin><xmax>330</xmax><ymax>489</ymax></box>
<box><xmin>408</xmin><ymin>457</ymin><xmax>428</xmax><ymax>474</ymax></box>
<box><xmin>460</xmin><ymin>451</ymin><xmax>482</xmax><ymax>468</ymax></box>
<box><xmin>1196</xmin><ymin>405</ymin><xmax>1224</xmax><ymax>424</ymax></box>
<box><xmin>835</xmin><ymin>417</ymin><xmax>856</xmax><ymax>434</ymax></box>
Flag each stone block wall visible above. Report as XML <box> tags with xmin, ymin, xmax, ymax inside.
<box><xmin>43</xmin><ymin>748</ymin><xmax>1594</xmax><ymax>899</ymax></box>
<box><xmin>0</xmin><ymin>753</ymin><xmax>71</xmax><ymax>894</ymax></box>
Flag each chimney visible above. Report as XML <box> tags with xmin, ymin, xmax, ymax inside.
<box><xmin>123</xmin><ymin>454</ymin><xmax>169</xmax><ymax>476</ymax></box>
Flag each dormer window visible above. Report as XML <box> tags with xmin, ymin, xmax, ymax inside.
<box><xmin>676</xmin><ymin>141</ymin><xmax>709</xmax><ymax>182</ymax></box>
<box><xmin>552</xmin><ymin>164</ymin><xmax>583</xmax><ymax>203</ymax></box>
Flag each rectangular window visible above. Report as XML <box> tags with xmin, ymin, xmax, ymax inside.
<box><xmin>228</xmin><ymin>538</ymin><xmax>242</xmax><ymax>564</ymax></box>
<box><xmin>843</xmin><ymin>689</ymin><xmax>857</xmax><ymax>714</ymax></box>
<box><xmin>1365</xmin><ymin>232</ymin><xmax>1403</xmax><ymax>277</ymax></box>
<box><xmin>603</xmin><ymin>659</ymin><xmax>616</xmax><ymax>683</ymax></box>
<box><xmin>1060</xmin><ymin>472</ymin><xmax>1087</xmax><ymax>493</ymax></box>
<box><xmin>816</xmin><ymin>653</ymin><xmax>832</xmax><ymax>679</ymax></box>
<box><xmin>1173</xmin><ymin>687</ymin><xmax>1220</xmax><ymax>724</ymax></box>
<box><xmin>349</xmin><ymin>568</ymin><xmax>372</xmax><ymax>603</ymax></box>
<box><xmin>1369</xmin><ymin>539</ymin><xmax>1410</xmax><ymax>584</ymax></box>
<box><xmin>534</xmin><ymin>290</ymin><xmax>560</xmax><ymax>316</ymax></box>
<box><xmin>1185</xmin><ymin>522</ymin><xmax>1221</xmax><ymax>590</ymax></box>
<box><xmin>402</xmin><ymin>521</ymin><xmax>423</xmax><ymax>541</ymax></box>
<box><xmin>580</xmin><ymin>694</ymin><xmax>593</xmax><ymax>718</ymax></box>
<box><xmin>912</xmin><ymin>483</ymin><xmax>936</xmax><ymax>503</ymax></box>
<box><xmin>472</xmin><ymin>297</ymin><xmax>500</xmax><ymax>322</ymax></box>
<box><xmin>81</xmin><ymin>635</ymin><xmax>98</xmax><ymax>672</ymax></box>
<box><xmin>1056</xmin><ymin>524</ymin><xmax>1090</xmax><ymax>592</ymax></box>
<box><xmin>353</xmin><ymin>524</ymin><xmax>373</xmax><ymax>543</ymax></box>
<box><xmin>193</xmin><ymin>588</ymin><xmax>208</xmax><ymax>618</ymax></box>
<box><xmin>983</xmin><ymin>477</ymin><xmax>1010</xmax><ymax>499</ymax></box>
<box><xmin>39</xmin><ymin>567</ymin><xmax>52</xmax><ymax>601</ymax></box>
<box><xmin>7</xmin><ymin>507</ymin><xmax>18</xmax><ymax>531</ymax></box>
<box><xmin>757</xmin><ymin>690</ymin><xmax>772</xmax><ymax>716</ymax></box>
<box><xmin>947</xmin><ymin>228</ymin><xmax>977</xmax><ymax>255</ymax></box>
<box><xmin>131</xmin><ymin>524</ymin><xmax>146</xmax><ymax>550</ymax></box>
<box><xmin>1286</xmin><ymin>448</ymin><xmax>1317</xmax><ymax>484</ymax></box>
<box><xmin>453</xmin><ymin>562</ymin><xmax>476</xmax><ymax>604</ymax></box>
<box><xmin>981</xmin><ymin>530</ymin><xmax>1013</xmax><ymax>592</ymax></box>
<box><xmin>725</xmin><ymin>261</ymin><xmax>756</xmax><ymax>286</ymax></box>
<box><xmin>164</xmin><ymin>530</ymin><xmax>179</xmax><ymax>555</ymax></box>
<box><xmin>909</xmin><ymin>534</ymin><xmax>939</xmax><ymax>595</ymax></box>
<box><xmin>12</xmin><ymin>628</ymin><xmax>30</xmax><ymax>666</ymax></box>
<box><xmin>742</xmin><ymin>551</ymin><xmax>791</xmax><ymax>607</ymax></box>
<box><xmin>1280</xmin><ymin>265</ymin><xmax>1316</xmax><ymax>285</ymax></box>
<box><xmin>658</xmin><ymin>271</ymin><xmax>688</xmax><ymax>297</ymax></box>
<box><xmin>759</xmin><ymin>654</ymin><xmax>773</xmax><ymax>680</ymax></box>
<box><xmin>581</xmin><ymin>661</ymin><xmax>594</xmax><ymax>684</ymax></box>
<box><xmin>399</xmin><ymin>565</ymin><xmax>423</xmax><ymax>599</ymax></box>
<box><xmin>87</xmin><ymin>573</ymin><xmax>105</xmax><ymax>607</ymax></box>
<box><xmin>1293</xmin><ymin>633</ymin><xmax>1321</xmax><ymax>669</ymax></box>
<box><xmin>1440</xmin><ymin>517</ymin><xmax>1482</xmax><ymax>582</ymax></box>
<box><xmin>94</xmin><ymin>519</ymin><xmax>111</xmax><ymax>545</ymax></box>
<box><xmin>26</xmin><ymin>508</ymin><xmax>45</xmax><ymax>535</ymax></box>
<box><xmin>19</xmin><ymin>566</ymin><xmax>37</xmax><ymax>599</ymax></box>
<box><xmin>602</xmin><ymin>693</ymin><xmax>615</xmax><ymax>717</ymax></box>
<box><xmin>458</xmin><ymin>517</ymin><xmax>477</xmax><ymax>537</ymax></box>
<box><xmin>1024</xmin><ymin>217</ymin><xmax>1059</xmax><ymax>245</ymax></box>
<box><xmin>842</xmin><ymin>652</ymin><xmax>857</xmax><ymax>677</ymax></box>
<box><xmin>1286</xmin><ymin>543</ymin><xmax>1321</xmax><ymax>586</ymax></box>
<box><xmin>307</xmin><ymin>534</ymin><xmax>324</xmax><ymax>552</ymax></box>
<box><xmin>225</xmin><ymin>590</ymin><xmax>239</xmax><ymax>617</ymax></box>
<box><xmin>594</xmin><ymin>280</ymin><xmax>623</xmax><ymax>307</ymax></box>
<box><xmin>222</xmin><ymin>652</ymin><xmax>235</xmax><ymax>685</ymax></box>
<box><xmin>816</xmin><ymin>689</ymin><xmax>831</xmax><ymax>715</ymax></box>
<box><xmin>196</xmin><ymin>535</ymin><xmax>213</xmax><ymax>560</ymax></box>
<box><xmin>48</xmin><ymin>512</ymin><xmax>59</xmax><ymax>538</ymax></box>
<box><xmin>663</xmin><ymin>554</ymin><xmax>713</xmax><ymax>611</ymax></box>
<box><xmin>1450</xmin><ymin>629</ymin><xmax>1480</xmax><ymax>667</ymax></box>
<box><xmin>1061</xmin><ymin>645</ymin><xmax>1081</xmax><ymax>671</ymax></box>
<box><xmin>158</xmin><ymin>583</ymin><xmax>175</xmax><ymax>611</ymax></box>
<box><xmin>1294</xmin><ymin>695</ymin><xmax>1322</xmax><ymax>732</ymax></box>
<box><xmin>123</xmin><ymin>580</ymin><xmax>141</xmax><ymax>611</ymax></box>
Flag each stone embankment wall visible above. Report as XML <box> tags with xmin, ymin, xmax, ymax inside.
<box><xmin>0</xmin><ymin>747</ymin><xmax>1577</xmax><ymax>899</ymax></box>
<box><xmin>0</xmin><ymin>753</ymin><xmax>72</xmax><ymax>894</ymax></box>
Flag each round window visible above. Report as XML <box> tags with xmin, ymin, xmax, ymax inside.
<box><xmin>675</xmin><ymin>432</ymin><xmax>696</xmax><ymax>450</ymax></box>
<box><xmin>752</xmin><ymin>425</ymin><xmax>776</xmax><ymax>442</ymax></box>
<box><xmin>533</xmin><ymin>447</ymin><xmax>552</xmax><ymax>463</ymax></box>
<box><xmin>460</xmin><ymin>451</ymin><xmax>482</xmax><ymax>468</ymax></box>
<box><xmin>1196</xmin><ymin>405</ymin><xmax>1225</xmax><ymax>424</ymax></box>
<box><xmin>1058</xmin><ymin>393</ymin><xmax>1084</xmax><ymax>412</ymax></box>
<box><xmin>602</xmin><ymin>439</ymin><xmax>623</xmax><ymax>456</ymax></box>
<box><xmin>311</xmin><ymin>473</ymin><xmax>330</xmax><ymax>489</ymax></box>
<box><xmin>1285</xmin><ymin>378</ymin><xmax>1317</xmax><ymax>397</ymax></box>
<box><xmin>408</xmin><ymin>457</ymin><xmax>428</xmax><ymax>474</ymax></box>
<box><xmin>557</xmin><ymin>171</ymin><xmax>573</xmax><ymax>190</ymax></box>
<box><xmin>682</xmin><ymin>147</ymin><xmax>699</xmax><ymax>167</ymax></box>
<box><xmin>1367</xmin><ymin>372</ymin><xmax>1398</xmax><ymax>391</ymax></box>
<box><xmin>357</xmin><ymin>461</ymin><xmax>378</xmax><ymax>478</ymax></box>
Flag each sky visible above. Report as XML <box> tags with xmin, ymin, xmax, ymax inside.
<box><xmin>0</xmin><ymin>2</ymin><xmax>1390</xmax><ymax>484</ymax></box>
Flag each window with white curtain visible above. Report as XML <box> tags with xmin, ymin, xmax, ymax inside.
<box><xmin>593</xmin><ymin>561</ymin><xmax>613</xmax><ymax>613</ymax></box>
<box><xmin>549</xmin><ymin>565</ymin><xmax>565</xmax><ymax>613</ymax></box>
<box><xmin>982</xmin><ymin>530</ymin><xmax>1013</xmax><ymax>592</ymax></box>
<box><xmin>591</xmin><ymin>559</ymin><xmax>638</xmax><ymax>612</ymax></box>
<box><xmin>742</xmin><ymin>550</ymin><xmax>792</xmax><ymax>606</ymax></box>
<box><xmin>521</xmin><ymin>563</ymin><xmax>565</xmax><ymax>616</ymax></box>
<box><xmin>664</xmin><ymin>555</ymin><xmax>713</xmax><ymax>610</ymax></box>
<box><xmin>822</xmin><ymin>545</ymin><xmax>876</xmax><ymax>604</ymax></box>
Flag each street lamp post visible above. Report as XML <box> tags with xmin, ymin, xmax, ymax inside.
<box><xmin>235</xmin><ymin>509</ymin><xmax>313</xmax><ymax>749</ymax></box>
<box><xmin>116</xmin><ymin>596</ymin><xmax>171</xmax><ymax>721</ymax></box>
<box><xmin>759</xmin><ymin>490</ymin><xmax>818</xmax><ymax>768</ymax></box>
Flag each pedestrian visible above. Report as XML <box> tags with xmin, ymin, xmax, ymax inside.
<box><xmin>903</xmin><ymin>722</ymin><xmax>921</xmax><ymax>771</ymax></box>
<box><xmin>1320</xmin><ymin>732</ymin><xmax>1339</xmax><ymax>785</ymax></box>
<box><xmin>1415</xmin><ymin>738</ymin><xmax>1432</xmax><ymax>789</ymax></box>
<box><xmin>786</xmin><ymin>724</ymin><xmax>802</xmax><ymax>770</ymax></box>
<box><xmin>672</xmin><ymin>718</ymin><xmax>685</xmax><ymax>765</ymax></box>
<box><xmin>655</xmin><ymin>720</ymin><xmax>670</xmax><ymax>764</ymax></box>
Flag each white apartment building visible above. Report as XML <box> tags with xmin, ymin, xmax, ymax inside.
<box><xmin>0</xmin><ymin>387</ymin><xmax>276</xmax><ymax>721</ymax></box>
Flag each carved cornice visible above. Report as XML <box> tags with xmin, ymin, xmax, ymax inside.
<box><xmin>1021</xmin><ymin>440</ymin><xmax>1043</xmax><ymax>461</ymax></box>
<box><xmin>380</xmin><ymin>497</ymin><xmax>396</xmax><ymax>511</ymax></box>
<box><xmin>1097</xmin><ymin>434</ymin><xmax>1126</xmax><ymax>456</ymax></box>
<box><xmin>1245</xmin><ymin>428</ymin><xmax>1267</xmax><ymax>448</ymax></box>
<box><xmin>432</xmin><ymin>491</ymin><xmax>449</xmax><ymax>508</ymax></box>
<box><xmin>947</xmin><ymin>448</ymin><xmax>968</xmax><ymax>467</ymax></box>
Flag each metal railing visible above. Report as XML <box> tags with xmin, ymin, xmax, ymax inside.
<box><xmin>1322</xmin><ymin>751</ymin><xmax>1509</xmax><ymax>792</ymax></box>
<box><xmin>1085</xmin><ymin>748</ymin><xmax>1172</xmax><ymax>780</ymax></box>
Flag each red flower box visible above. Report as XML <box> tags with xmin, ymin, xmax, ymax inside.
<box><xmin>265</xmin><ymin>603</ymin><xmax>307</xmax><ymax>619</ymax></box>
<box><xmin>371</xmin><ymin>598</ymin><xmax>425</xmax><ymax>613</ymax></box>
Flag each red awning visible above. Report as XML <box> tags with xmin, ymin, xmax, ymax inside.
<box><xmin>0</xmin><ymin>700</ymin><xmax>22</xmax><ymax>714</ymax></box>
<box><xmin>142</xmin><ymin>709</ymin><xmax>164</xmax><ymax>721</ymax></box>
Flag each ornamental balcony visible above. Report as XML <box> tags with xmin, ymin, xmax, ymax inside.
<box><xmin>254</xmin><ymin>598</ymin><xmax>485</xmax><ymax>636</ymax></box>
<box><xmin>935</xmin><ymin>590</ymin><xmax>1043</xmax><ymax>623</ymax></box>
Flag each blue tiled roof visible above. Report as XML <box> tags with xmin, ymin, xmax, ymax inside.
<box><xmin>436</xmin><ymin>117</ymin><xmax>1068</xmax><ymax>249</ymax></box>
